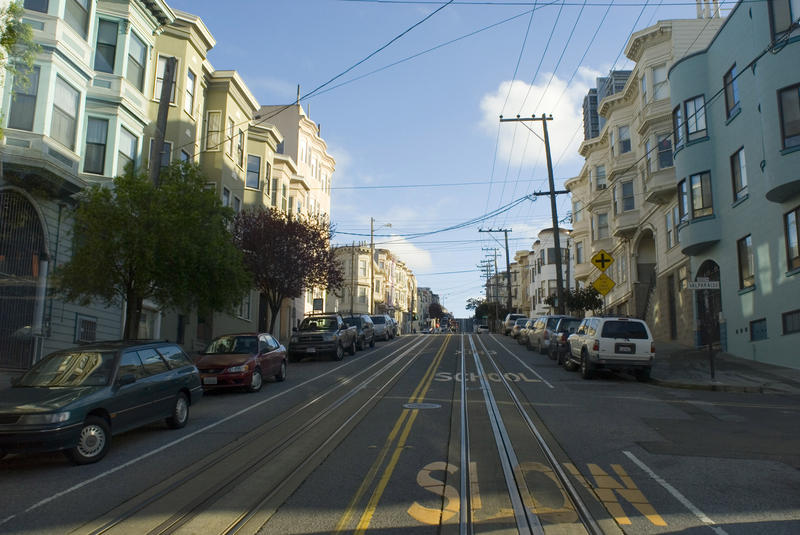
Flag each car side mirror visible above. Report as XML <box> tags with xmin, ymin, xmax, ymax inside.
<box><xmin>117</xmin><ymin>373</ymin><xmax>136</xmax><ymax>386</ymax></box>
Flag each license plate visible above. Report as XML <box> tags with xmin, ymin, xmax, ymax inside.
<box><xmin>306</xmin><ymin>348</ymin><xmax>316</xmax><ymax>353</ymax></box>
<box><xmin>203</xmin><ymin>376</ymin><xmax>218</xmax><ymax>385</ymax></box>
<box><xmin>617</xmin><ymin>345</ymin><xmax>633</xmax><ymax>353</ymax></box>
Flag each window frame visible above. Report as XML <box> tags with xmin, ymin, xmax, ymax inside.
<box><xmin>184</xmin><ymin>69</ymin><xmax>196</xmax><ymax>115</ymax></box>
<box><xmin>769</xmin><ymin>0</ymin><xmax>800</xmax><ymax>37</ymax></box>
<box><xmin>778</xmin><ymin>83</ymin><xmax>800</xmax><ymax>150</ymax></box>
<box><xmin>246</xmin><ymin>154</ymin><xmax>261</xmax><ymax>189</ymax></box>
<box><xmin>785</xmin><ymin>205</ymin><xmax>800</xmax><ymax>271</ymax></box>
<box><xmin>126</xmin><ymin>31</ymin><xmax>146</xmax><ymax>92</ymax></box>
<box><xmin>64</xmin><ymin>0</ymin><xmax>89</xmax><ymax>39</ymax></box>
<box><xmin>730</xmin><ymin>147</ymin><xmax>748</xmax><ymax>201</ymax></box>
<box><xmin>657</xmin><ymin>133</ymin><xmax>673</xmax><ymax>169</ymax></box>
<box><xmin>672</xmin><ymin>105</ymin><xmax>684</xmax><ymax>147</ymax></box>
<box><xmin>677</xmin><ymin>179</ymin><xmax>689</xmax><ymax>222</ymax></box>
<box><xmin>148</xmin><ymin>138</ymin><xmax>172</xmax><ymax>170</ymax></box>
<box><xmin>154</xmin><ymin>55</ymin><xmax>177</xmax><ymax>103</ymax></box>
<box><xmin>783</xmin><ymin>309</ymin><xmax>800</xmax><ymax>335</ymax></box>
<box><xmin>597</xmin><ymin>212</ymin><xmax>609</xmax><ymax>239</ymax></box>
<box><xmin>723</xmin><ymin>64</ymin><xmax>740</xmax><ymax>118</ymax></box>
<box><xmin>83</xmin><ymin>117</ymin><xmax>108</xmax><ymax>175</ymax></box>
<box><xmin>205</xmin><ymin>110</ymin><xmax>221</xmax><ymax>151</ymax></box>
<box><xmin>652</xmin><ymin>63</ymin><xmax>668</xmax><ymax>100</ymax></box>
<box><xmin>618</xmin><ymin>125</ymin><xmax>631</xmax><ymax>154</ymax></box>
<box><xmin>51</xmin><ymin>75</ymin><xmax>80</xmax><ymax>150</ymax></box>
<box><xmin>690</xmin><ymin>171</ymin><xmax>713</xmax><ymax>219</ymax></box>
<box><xmin>737</xmin><ymin>234</ymin><xmax>755</xmax><ymax>289</ymax></box>
<box><xmin>7</xmin><ymin>64</ymin><xmax>40</xmax><ymax>131</ymax></box>
<box><xmin>94</xmin><ymin>19</ymin><xmax>118</xmax><ymax>74</ymax></box>
<box><xmin>621</xmin><ymin>180</ymin><xmax>635</xmax><ymax>212</ymax></box>
<box><xmin>684</xmin><ymin>95</ymin><xmax>707</xmax><ymax>142</ymax></box>
<box><xmin>117</xmin><ymin>126</ymin><xmax>138</xmax><ymax>172</ymax></box>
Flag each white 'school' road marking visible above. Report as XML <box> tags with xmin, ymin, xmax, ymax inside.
<box><xmin>623</xmin><ymin>450</ymin><xmax>729</xmax><ymax>535</ymax></box>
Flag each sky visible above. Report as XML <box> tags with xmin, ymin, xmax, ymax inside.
<box><xmin>166</xmin><ymin>0</ymin><xmax>728</xmax><ymax>316</ymax></box>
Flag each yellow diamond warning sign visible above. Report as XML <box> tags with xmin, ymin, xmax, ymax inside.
<box><xmin>591</xmin><ymin>250</ymin><xmax>614</xmax><ymax>272</ymax></box>
<box><xmin>592</xmin><ymin>273</ymin><xmax>616</xmax><ymax>296</ymax></box>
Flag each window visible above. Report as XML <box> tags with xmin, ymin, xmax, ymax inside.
<box><xmin>778</xmin><ymin>83</ymin><xmax>800</xmax><ymax>149</ymax></box>
<box><xmin>83</xmin><ymin>118</ymin><xmax>108</xmax><ymax>174</ymax></box>
<box><xmin>94</xmin><ymin>20</ymin><xmax>118</xmax><ymax>73</ymax></box>
<box><xmin>730</xmin><ymin>147</ymin><xmax>748</xmax><ymax>201</ymax></box>
<box><xmin>246</xmin><ymin>155</ymin><xmax>261</xmax><ymax>189</ymax></box>
<box><xmin>644</xmin><ymin>139</ymin><xmax>652</xmax><ymax>174</ymax></box>
<box><xmin>205</xmin><ymin>111</ymin><xmax>221</xmax><ymax>151</ymax></box>
<box><xmin>359</xmin><ymin>259</ymin><xmax>367</xmax><ymax>277</ymax></box>
<box><xmin>723</xmin><ymin>65</ymin><xmax>740</xmax><ymax>118</ymax></box>
<box><xmin>737</xmin><ymin>235</ymin><xmax>755</xmax><ymax>289</ymax></box>
<box><xmin>117</xmin><ymin>127</ymin><xmax>138</xmax><ymax>172</ymax></box>
<box><xmin>271</xmin><ymin>177</ymin><xmax>279</xmax><ymax>207</ymax></box>
<box><xmin>783</xmin><ymin>309</ymin><xmax>800</xmax><ymax>335</ymax></box>
<box><xmin>138</xmin><ymin>349</ymin><xmax>169</xmax><ymax>375</ymax></box>
<box><xmin>609</xmin><ymin>130</ymin><xmax>615</xmax><ymax>155</ymax></box>
<box><xmin>786</xmin><ymin>206</ymin><xmax>800</xmax><ymax>270</ymax></box>
<box><xmin>227</xmin><ymin>118</ymin><xmax>234</xmax><ymax>155</ymax></box>
<box><xmin>666</xmin><ymin>210</ymin><xmax>674</xmax><ymax>249</ymax></box>
<box><xmin>640</xmin><ymin>71</ymin><xmax>647</xmax><ymax>103</ymax></box>
<box><xmin>75</xmin><ymin>314</ymin><xmax>97</xmax><ymax>343</ymax></box>
<box><xmin>51</xmin><ymin>76</ymin><xmax>80</xmax><ymax>150</ymax></box>
<box><xmin>238</xmin><ymin>292</ymin><xmax>251</xmax><ymax>320</ymax></box>
<box><xmin>677</xmin><ymin>179</ymin><xmax>689</xmax><ymax>222</ymax></box>
<box><xmin>576</xmin><ymin>242</ymin><xmax>584</xmax><ymax>264</ymax></box>
<box><xmin>64</xmin><ymin>0</ymin><xmax>89</xmax><ymax>38</ymax></box>
<box><xmin>148</xmin><ymin>139</ymin><xmax>171</xmax><ymax>169</ymax></box>
<box><xmin>233</xmin><ymin>196</ymin><xmax>241</xmax><ymax>213</ymax></box>
<box><xmin>690</xmin><ymin>171</ymin><xmax>713</xmax><ymax>218</ymax></box>
<box><xmin>750</xmin><ymin>318</ymin><xmax>767</xmax><ymax>342</ymax></box>
<box><xmin>620</xmin><ymin>253</ymin><xmax>627</xmax><ymax>282</ymax></box>
<box><xmin>621</xmin><ymin>181</ymin><xmax>634</xmax><ymax>211</ymax></box>
<box><xmin>237</xmin><ymin>129</ymin><xmax>244</xmax><ymax>167</ymax></box>
<box><xmin>652</xmin><ymin>64</ymin><xmax>668</xmax><ymax>100</ymax></box>
<box><xmin>281</xmin><ymin>184</ymin><xmax>287</xmax><ymax>212</ymax></box>
<box><xmin>597</xmin><ymin>213</ymin><xmax>609</xmax><ymax>239</ymax></box>
<box><xmin>126</xmin><ymin>32</ymin><xmax>146</xmax><ymax>91</ymax></box>
<box><xmin>154</xmin><ymin>56</ymin><xmax>176</xmax><ymax>102</ymax></box>
<box><xmin>7</xmin><ymin>65</ymin><xmax>39</xmax><ymax>131</ymax></box>
<box><xmin>572</xmin><ymin>200</ymin><xmax>582</xmax><ymax>223</ymax></box>
<box><xmin>673</xmin><ymin>205</ymin><xmax>680</xmax><ymax>245</ymax></box>
<box><xmin>287</xmin><ymin>195</ymin><xmax>294</xmax><ymax>214</ymax></box>
<box><xmin>158</xmin><ymin>345</ymin><xmax>193</xmax><ymax>369</ymax></box>
<box><xmin>222</xmin><ymin>187</ymin><xmax>230</xmax><ymax>207</ymax></box>
<box><xmin>180</xmin><ymin>150</ymin><xmax>190</xmax><ymax>162</ymax></box>
<box><xmin>685</xmin><ymin>96</ymin><xmax>707</xmax><ymax>141</ymax></box>
<box><xmin>23</xmin><ymin>0</ymin><xmax>48</xmax><ymax>12</ymax></box>
<box><xmin>770</xmin><ymin>0</ymin><xmax>800</xmax><ymax>36</ymax></box>
<box><xmin>672</xmin><ymin>105</ymin><xmax>684</xmax><ymax>146</ymax></box>
<box><xmin>595</xmin><ymin>165</ymin><xmax>606</xmax><ymax>189</ymax></box>
<box><xmin>619</xmin><ymin>125</ymin><xmax>631</xmax><ymax>154</ymax></box>
<box><xmin>185</xmin><ymin>70</ymin><xmax>195</xmax><ymax>114</ymax></box>
<box><xmin>358</xmin><ymin>287</ymin><xmax>368</xmax><ymax>304</ymax></box>
<box><xmin>657</xmin><ymin>134</ymin><xmax>673</xmax><ymax>169</ymax></box>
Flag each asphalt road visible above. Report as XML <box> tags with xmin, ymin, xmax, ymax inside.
<box><xmin>1</xmin><ymin>333</ymin><xmax>798</xmax><ymax>535</ymax></box>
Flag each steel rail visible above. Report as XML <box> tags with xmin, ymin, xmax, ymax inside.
<box><xmin>475</xmin><ymin>334</ymin><xmax>604</xmax><ymax>535</ymax></box>
<box><xmin>79</xmin><ymin>336</ymin><xmax>430</xmax><ymax>535</ymax></box>
<box><xmin>458</xmin><ymin>333</ymin><xmax>473</xmax><ymax>535</ymax></box>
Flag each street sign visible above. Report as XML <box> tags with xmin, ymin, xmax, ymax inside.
<box><xmin>591</xmin><ymin>249</ymin><xmax>614</xmax><ymax>272</ymax></box>
<box><xmin>592</xmin><ymin>273</ymin><xmax>616</xmax><ymax>295</ymax></box>
<box><xmin>688</xmin><ymin>281</ymin><xmax>720</xmax><ymax>290</ymax></box>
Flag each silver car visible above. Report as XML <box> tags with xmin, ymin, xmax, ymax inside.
<box><xmin>370</xmin><ymin>314</ymin><xmax>394</xmax><ymax>341</ymax></box>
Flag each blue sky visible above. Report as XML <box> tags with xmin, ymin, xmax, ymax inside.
<box><xmin>166</xmin><ymin>0</ymin><xmax>726</xmax><ymax>316</ymax></box>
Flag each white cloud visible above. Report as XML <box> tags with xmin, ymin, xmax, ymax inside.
<box><xmin>478</xmin><ymin>69</ymin><xmax>600</xmax><ymax>171</ymax></box>
<box><xmin>380</xmin><ymin>235</ymin><xmax>433</xmax><ymax>274</ymax></box>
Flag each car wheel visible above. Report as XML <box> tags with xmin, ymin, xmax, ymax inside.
<box><xmin>547</xmin><ymin>345</ymin><xmax>556</xmax><ymax>360</ymax></box>
<box><xmin>369</xmin><ymin>336</ymin><xmax>375</xmax><ymax>348</ymax></box>
<box><xmin>538</xmin><ymin>341</ymin><xmax>545</xmax><ymax>355</ymax></box>
<box><xmin>165</xmin><ymin>392</ymin><xmax>190</xmax><ymax>429</ymax></box>
<box><xmin>635</xmin><ymin>367</ymin><xmax>651</xmax><ymax>382</ymax></box>
<box><xmin>247</xmin><ymin>368</ymin><xmax>263</xmax><ymax>392</ymax></box>
<box><xmin>557</xmin><ymin>350</ymin><xmax>565</xmax><ymax>366</ymax></box>
<box><xmin>357</xmin><ymin>337</ymin><xmax>365</xmax><ymax>351</ymax></box>
<box><xmin>349</xmin><ymin>339</ymin><xmax>357</xmax><ymax>356</ymax></box>
<box><xmin>275</xmin><ymin>360</ymin><xmax>287</xmax><ymax>382</ymax></box>
<box><xmin>580</xmin><ymin>350</ymin><xmax>594</xmax><ymax>380</ymax></box>
<box><xmin>385</xmin><ymin>332</ymin><xmax>390</xmax><ymax>341</ymax></box>
<box><xmin>65</xmin><ymin>416</ymin><xmax>110</xmax><ymax>465</ymax></box>
<box><xmin>334</xmin><ymin>344</ymin><xmax>344</xmax><ymax>361</ymax></box>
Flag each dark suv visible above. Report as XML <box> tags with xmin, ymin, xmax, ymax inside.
<box><xmin>0</xmin><ymin>340</ymin><xmax>202</xmax><ymax>464</ymax></box>
<box><xmin>343</xmin><ymin>314</ymin><xmax>376</xmax><ymax>350</ymax></box>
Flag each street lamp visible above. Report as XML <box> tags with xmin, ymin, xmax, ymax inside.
<box><xmin>370</xmin><ymin>217</ymin><xmax>391</xmax><ymax>315</ymax></box>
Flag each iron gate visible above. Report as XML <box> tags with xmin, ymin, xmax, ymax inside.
<box><xmin>0</xmin><ymin>190</ymin><xmax>46</xmax><ymax>370</ymax></box>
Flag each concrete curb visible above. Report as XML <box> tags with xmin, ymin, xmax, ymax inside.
<box><xmin>649</xmin><ymin>377</ymin><xmax>787</xmax><ymax>394</ymax></box>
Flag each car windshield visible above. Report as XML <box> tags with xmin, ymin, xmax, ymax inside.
<box><xmin>17</xmin><ymin>350</ymin><xmax>116</xmax><ymax>387</ymax></box>
<box><xmin>601</xmin><ymin>320</ymin><xmax>649</xmax><ymax>339</ymax></box>
<box><xmin>343</xmin><ymin>318</ymin><xmax>361</xmax><ymax>327</ymax></box>
<box><xmin>559</xmin><ymin>319</ymin><xmax>581</xmax><ymax>332</ymax></box>
<box><xmin>299</xmin><ymin>317</ymin><xmax>338</xmax><ymax>331</ymax></box>
<box><xmin>205</xmin><ymin>335</ymin><xmax>259</xmax><ymax>354</ymax></box>
<box><xmin>515</xmin><ymin>319</ymin><xmax>528</xmax><ymax>326</ymax></box>
<box><xmin>371</xmin><ymin>316</ymin><xmax>386</xmax><ymax>324</ymax></box>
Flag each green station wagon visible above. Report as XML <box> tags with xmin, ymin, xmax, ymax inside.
<box><xmin>0</xmin><ymin>340</ymin><xmax>202</xmax><ymax>464</ymax></box>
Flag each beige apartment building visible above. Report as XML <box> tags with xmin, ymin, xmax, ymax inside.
<box><xmin>567</xmin><ymin>15</ymin><xmax>723</xmax><ymax>345</ymax></box>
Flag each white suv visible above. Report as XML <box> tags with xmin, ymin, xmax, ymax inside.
<box><xmin>566</xmin><ymin>316</ymin><xmax>655</xmax><ymax>381</ymax></box>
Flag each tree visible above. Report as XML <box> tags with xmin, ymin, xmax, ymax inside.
<box><xmin>544</xmin><ymin>287</ymin><xmax>603</xmax><ymax>316</ymax></box>
<box><xmin>465</xmin><ymin>297</ymin><xmax>484</xmax><ymax>311</ymax></box>
<box><xmin>232</xmin><ymin>208</ymin><xmax>344</xmax><ymax>333</ymax></box>
<box><xmin>428</xmin><ymin>302</ymin><xmax>444</xmax><ymax>320</ymax></box>
<box><xmin>55</xmin><ymin>162</ymin><xmax>251</xmax><ymax>339</ymax></box>
<box><xmin>1</xmin><ymin>1</ymin><xmax>39</xmax><ymax>137</ymax></box>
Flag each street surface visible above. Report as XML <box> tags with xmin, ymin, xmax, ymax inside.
<box><xmin>1</xmin><ymin>333</ymin><xmax>799</xmax><ymax>534</ymax></box>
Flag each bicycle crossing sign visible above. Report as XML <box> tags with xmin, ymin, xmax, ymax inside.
<box><xmin>591</xmin><ymin>250</ymin><xmax>614</xmax><ymax>272</ymax></box>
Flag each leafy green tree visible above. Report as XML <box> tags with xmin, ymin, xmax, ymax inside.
<box><xmin>231</xmin><ymin>208</ymin><xmax>344</xmax><ymax>333</ymax></box>
<box><xmin>55</xmin><ymin>162</ymin><xmax>251</xmax><ymax>339</ymax></box>
<box><xmin>544</xmin><ymin>287</ymin><xmax>603</xmax><ymax>316</ymax></box>
<box><xmin>465</xmin><ymin>297</ymin><xmax>483</xmax><ymax>311</ymax></box>
<box><xmin>1</xmin><ymin>1</ymin><xmax>39</xmax><ymax>136</ymax></box>
<box><xmin>428</xmin><ymin>302</ymin><xmax>444</xmax><ymax>320</ymax></box>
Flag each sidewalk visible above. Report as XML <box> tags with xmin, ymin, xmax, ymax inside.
<box><xmin>651</xmin><ymin>341</ymin><xmax>800</xmax><ymax>394</ymax></box>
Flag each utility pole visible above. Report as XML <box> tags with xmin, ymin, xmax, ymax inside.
<box><xmin>350</xmin><ymin>243</ymin><xmax>355</xmax><ymax>314</ymax></box>
<box><xmin>370</xmin><ymin>218</ymin><xmax>374</xmax><ymax>315</ymax></box>
<box><xmin>480</xmin><ymin>229</ymin><xmax>513</xmax><ymax>314</ymax></box>
<box><xmin>150</xmin><ymin>56</ymin><xmax>176</xmax><ymax>187</ymax></box>
<box><xmin>500</xmin><ymin>114</ymin><xmax>565</xmax><ymax>314</ymax></box>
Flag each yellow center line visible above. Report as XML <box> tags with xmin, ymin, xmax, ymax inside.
<box><xmin>334</xmin><ymin>335</ymin><xmax>451</xmax><ymax>534</ymax></box>
<box><xmin>353</xmin><ymin>336</ymin><xmax>451</xmax><ymax>534</ymax></box>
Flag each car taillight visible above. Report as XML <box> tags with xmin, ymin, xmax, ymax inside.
<box><xmin>651</xmin><ymin>342</ymin><xmax>656</xmax><ymax>354</ymax></box>
<box><xmin>593</xmin><ymin>339</ymin><xmax>599</xmax><ymax>351</ymax></box>
<box><xmin>560</xmin><ymin>333</ymin><xmax>567</xmax><ymax>342</ymax></box>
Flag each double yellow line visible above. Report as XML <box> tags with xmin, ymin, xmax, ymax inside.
<box><xmin>335</xmin><ymin>335</ymin><xmax>451</xmax><ymax>534</ymax></box>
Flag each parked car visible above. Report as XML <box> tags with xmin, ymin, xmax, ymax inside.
<box><xmin>195</xmin><ymin>333</ymin><xmax>287</xmax><ymax>393</ymax></box>
<box><xmin>518</xmin><ymin>318</ymin><xmax>536</xmax><ymax>345</ymax></box>
<box><xmin>476</xmin><ymin>324</ymin><xmax>490</xmax><ymax>334</ymax></box>
<box><xmin>548</xmin><ymin>317</ymin><xmax>582</xmax><ymax>364</ymax></box>
<box><xmin>509</xmin><ymin>318</ymin><xmax>529</xmax><ymax>339</ymax></box>
<box><xmin>371</xmin><ymin>314</ymin><xmax>394</xmax><ymax>341</ymax></box>
<box><xmin>0</xmin><ymin>340</ymin><xmax>202</xmax><ymax>464</ymax></box>
<box><xmin>289</xmin><ymin>314</ymin><xmax>357</xmax><ymax>361</ymax></box>
<box><xmin>566</xmin><ymin>316</ymin><xmax>655</xmax><ymax>381</ymax></box>
<box><xmin>503</xmin><ymin>314</ymin><xmax>527</xmax><ymax>335</ymax></box>
<box><xmin>526</xmin><ymin>315</ymin><xmax>575</xmax><ymax>354</ymax></box>
<box><xmin>343</xmin><ymin>314</ymin><xmax>376</xmax><ymax>350</ymax></box>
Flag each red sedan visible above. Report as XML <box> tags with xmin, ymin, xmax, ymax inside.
<box><xmin>195</xmin><ymin>333</ymin><xmax>287</xmax><ymax>393</ymax></box>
